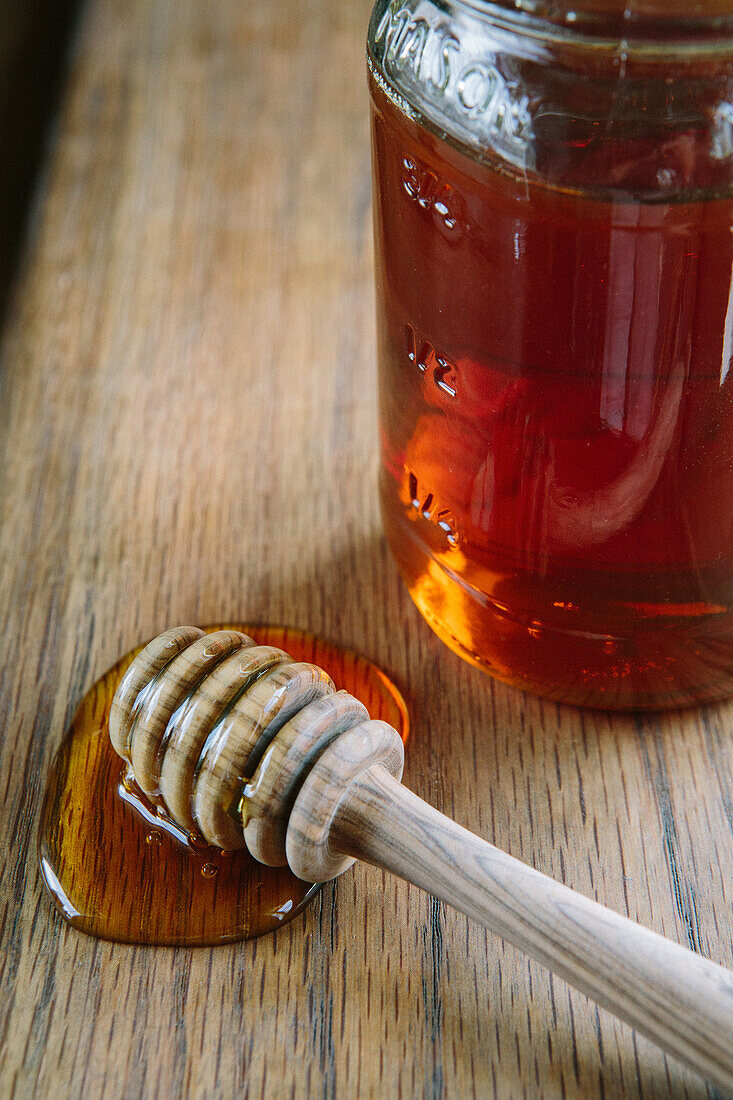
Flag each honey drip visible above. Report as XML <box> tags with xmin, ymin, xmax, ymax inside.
<box><xmin>39</xmin><ymin>625</ymin><xmax>409</xmax><ymax>946</ymax></box>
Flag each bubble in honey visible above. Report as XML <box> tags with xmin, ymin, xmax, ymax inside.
<box><xmin>39</xmin><ymin>624</ymin><xmax>409</xmax><ymax>946</ymax></box>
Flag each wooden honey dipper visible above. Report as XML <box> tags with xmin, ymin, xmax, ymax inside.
<box><xmin>109</xmin><ymin>626</ymin><xmax>733</xmax><ymax>1092</ymax></box>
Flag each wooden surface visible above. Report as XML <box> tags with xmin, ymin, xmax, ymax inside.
<box><xmin>0</xmin><ymin>0</ymin><xmax>731</xmax><ymax>1097</ymax></box>
<box><xmin>331</xmin><ymin>766</ymin><xmax>733</xmax><ymax>1092</ymax></box>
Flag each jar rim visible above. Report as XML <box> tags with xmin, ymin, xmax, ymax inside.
<box><xmin>456</xmin><ymin>0</ymin><xmax>733</xmax><ymax>39</ymax></box>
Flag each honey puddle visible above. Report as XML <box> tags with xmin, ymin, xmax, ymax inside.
<box><xmin>39</xmin><ymin>625</ymin><xmax>409</xmax><ymax>945</ymax></box>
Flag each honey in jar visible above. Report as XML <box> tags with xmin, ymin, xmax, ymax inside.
<box><xmin>368</xmin><ymin>0</ymin><xmax>733</xmax><ymax>707</ymax></box>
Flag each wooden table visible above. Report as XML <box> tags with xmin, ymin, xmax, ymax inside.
<box><xmin>1</xmin><ymin>1</ymin><xmax>731</xmax><ymax>1096</ymax></box>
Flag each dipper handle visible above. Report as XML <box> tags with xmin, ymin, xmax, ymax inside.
<box><xmin>287</xmin><ymin>735</ymin><xmax>733</xmax><ymax>1094</ymax></box>
<box><xmin>111</xmin><ymin>627</ymin><xmax>733</xmax><ymax>1093</ymax></box>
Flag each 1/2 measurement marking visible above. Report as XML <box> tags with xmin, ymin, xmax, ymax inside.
<box><xmin>405</xmin><ymin>323</ymin><xmax>458</xmax><ymax>399</ymax></box>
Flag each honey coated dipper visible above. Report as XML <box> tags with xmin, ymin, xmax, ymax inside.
<box><xmin>110</xmin><ymin>627</ymin><xmax>733</xmax><ymax>1092</ymax></box>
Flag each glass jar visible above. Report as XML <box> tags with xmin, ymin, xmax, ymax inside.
<box><xmin>368</xmin><ymin>0</ymin><xmax>733</xmax><ymax>708</ymax></box>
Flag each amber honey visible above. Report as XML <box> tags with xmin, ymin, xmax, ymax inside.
<box><xmin>370</xmin><ymin>65</ymin><xmax>733</xmax><ymax>709</ymax></box>
<box><xmin>39</xmin><ymin>625</ymin><xmax>409</xmax><ymax>945</ymax></box>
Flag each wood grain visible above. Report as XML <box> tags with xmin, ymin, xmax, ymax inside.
<box><xmin>0</xmin><ymin>0</ymin><xmax>731</xmax><ymax>1097</ymax></box>
<box><xmin>326</xmin><ymin>764</ymin><xmax>733</xmax><ymax>1092</ymax></box>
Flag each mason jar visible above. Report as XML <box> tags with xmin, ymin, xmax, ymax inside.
<box><xmin>368</xmin><ymin>0</ymin><xmax>733</xmax><ymax>707</ymax></box>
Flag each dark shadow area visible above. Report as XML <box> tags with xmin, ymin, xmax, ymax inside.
<box><xmin>0</xmin><ymin>0</ymin><xmax>82</xmax><ymax>319</ymax></box>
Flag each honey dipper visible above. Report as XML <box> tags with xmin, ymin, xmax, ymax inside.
<box><xmin>110</xmin><ymin>627</ymin><xmax>733</xmax><ymax>1092</ymax></box>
